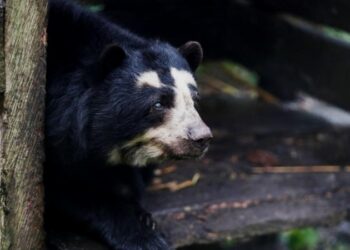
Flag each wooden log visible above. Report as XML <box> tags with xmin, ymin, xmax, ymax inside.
<box><xmin>0</xmin><ymin>0</ymin><xmax>47</xmax><ymax>249</ymax></box>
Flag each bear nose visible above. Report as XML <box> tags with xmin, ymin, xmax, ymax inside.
<box><xmin>188</xmin><ymin>124</ymin><xmax>213</xmax><ymax>148</ymax></box>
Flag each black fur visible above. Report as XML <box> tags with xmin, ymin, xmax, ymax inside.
<box><xmin>45</xmin><ymin>1</ymin><xmax>202</xmax><ymax>249</ymax></box>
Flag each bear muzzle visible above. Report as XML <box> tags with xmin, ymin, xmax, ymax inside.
<box><xmin>187</xmin><ymin>122</ymin><xmax>212</xmax><ymax>154</ymax></box>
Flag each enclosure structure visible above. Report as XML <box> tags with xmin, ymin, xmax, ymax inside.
<box><xmin>0</xmin><ymin>0</ymin><xmax>47</xmax><ymax>249</ymax></box>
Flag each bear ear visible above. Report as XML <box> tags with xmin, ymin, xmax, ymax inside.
<box><xmin>178</xmin><ymin>41</ymin><xmax>203</xmax><ymax>72</ymax></box>
<box><xmin>97</xmin><ymin>43</ymin><xmax>126</xmax><ymax>77</ymax></box>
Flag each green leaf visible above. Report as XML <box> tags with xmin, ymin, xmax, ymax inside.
<box><xmin>281</xmin><ymin>228</ymin><xmax>319</xmax><ymax>250</ymax></box>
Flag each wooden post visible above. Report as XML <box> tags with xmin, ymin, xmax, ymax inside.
<box><xmin>0</xmin><ymin>0</ymin><xmax>47</xmax><ymax>249</ymax></box>
<box><xmin>0</xmin><ymin>0</ymin><xmax>6</xmax><ymax>245</ymax></box>
<box><xmin>0</xmin><ymin>0</ymin><xmax>4</xmax><ymax>97</ymax></box>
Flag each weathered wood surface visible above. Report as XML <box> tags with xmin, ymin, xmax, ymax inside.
<box><xmin>0</xmin><ymin>0</ymin><xmax>47</xmax><ymax>249</ymax></box>
<box><xmin>104</xmin><ymin>0</ymin><xmax>350</xmax><ymax>110</ymax></box>
<box><xmin>0</xmin><ymin>0</ymin><xmax>5</xmax><ymax>246</ymax></box>
<box><xmin>149</xmin><ymin>172</ymin><xmax>350</xmax><ymax>248</ymax></box>
<box><xmin>0</xmin><ymin>0</ymin><xmax>4</xmax><ymax>96</ymax></box>
<box><xmin>49</xmin><ymin>171</ymin><xmax>350</xmax><ymax>249</ymax></box>
<box><xmin>49</xmin><ymin>99</ymin><xmax>350</xmax><ymax>249</ymax></box>
<box><xmin>250</xmin><ymin>0</ymin><xmax>350</xmax><ymax>32</ymax></box>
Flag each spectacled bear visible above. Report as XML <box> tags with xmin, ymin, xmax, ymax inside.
<box><xmin>45</xmin><ymin>1</ymin><xmax>212</xmax><ymax>249</ymax></box>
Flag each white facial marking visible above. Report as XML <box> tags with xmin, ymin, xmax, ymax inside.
<box><xmin>107</xmin><ymin>147</ymin><xmax>121</xmax><ymax>165</ymax></box>
<box><xmin>143</xmin><ymin>67</ymin><xmax>202</xmax><ymax>145</ymax></box>
<box><xmin>136</xmin><ymin>71</ymin><xmax>163</xmax><ymax>88</ymax></box>
<box><xmin>109</xmin><ymin>140</ymin><xmax>163</xmax><ymax>167</ymax></box>
<box><xmin>131</xmin><ymin>144</ymin><xmax>163</xmax><ymax>166</ymax></box>
<box><xmin>171</xmin><ymin>67</ymin><xmax>197</xmax><ymax>89</ymax></box>
<box><xmin>112</xmin><ymin>68</ymin><xmax>206</xmax><ymax>167</ymax></box>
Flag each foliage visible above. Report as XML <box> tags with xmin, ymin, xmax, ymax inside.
<box><xmin>281</xmin><ymin>228</ymin><xmax>319</xmax><ymax>250</ymax></box>
<box><xmin>220</xmin><ymin>61</ymin><xmax>259</xmax><ymax>87</ymax></box>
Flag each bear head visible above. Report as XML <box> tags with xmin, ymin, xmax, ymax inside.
<box><xmin>89</xmin><ymin>41</ymin><xmax>212</xmax><ymax>167</ymax></box>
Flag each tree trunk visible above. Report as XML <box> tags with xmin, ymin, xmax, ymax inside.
<box><xmin>0</xmin><ymin>0</ymin><xmax>47</xmax><ymax>249</ymax></box>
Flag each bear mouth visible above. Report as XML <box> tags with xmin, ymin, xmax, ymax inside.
<box><xmin>119</xmin><ymin>139</ymin><xmax>209</xmax><ymax>166</ymax></box>
<box><xmin>152</xmin><ymin>139</ymin><xmax>210</xmax><ymax>161</ymax></box>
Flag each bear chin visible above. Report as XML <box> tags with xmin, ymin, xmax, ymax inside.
<box><xmin>107</xmin><ymin>139</ymin><xmax>209</xmax><ymax>167</ymax></box>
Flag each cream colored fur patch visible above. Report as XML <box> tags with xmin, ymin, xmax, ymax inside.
<box><xmin>107</xmin><ymin>147</ymin><xmax>121</xmax><ymax>165</ymax></box>
<box><xmin>108</xmin><ymin>67</ymin><xmax>205</xmax><ymax>167</ymax></box>
<box><xmin>143</xmin><ymin>67</ymin><xmax>202</xmax><ymax>145</ymax></box>
<box><xmin>136</xmin><ymin>71</ymin><xmax>163</xmax><ymax>88</ymax></box>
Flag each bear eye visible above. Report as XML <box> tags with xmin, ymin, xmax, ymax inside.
<box><xmin>188</xmin><ymin>84</ymin><xmax>200</xmax><ymax>102</ymax></box>
<box><xmin>154</xmin><ymin>102</ymin><xmax>162</xmax><ymax>109</ymax></box>
<box><xmin>192</xmin><ymin>90</ymin><xmax>200</xmax><ymax>103</ymax></box>
<box><xmin>152</xmin><ymin>102</ymin><xmax>164</xmax><ymax>111</ymax></box>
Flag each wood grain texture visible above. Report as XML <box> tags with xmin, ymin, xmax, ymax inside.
<box><xmin>0</xmin><ymin>0</ymin><xmax>5</xmax><ymax>248</ymax></box>
<box><xmin>0</xmin><ymin>0</ymin><xmax>4</xmax><ymax>96</ymax></box>
<box><xmin>0</xmin><ymin>0</ymin><xmax>47</xmax><ymax>249</ymax></box>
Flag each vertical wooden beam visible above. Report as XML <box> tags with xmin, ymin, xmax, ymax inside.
<box><xmin>0</xmin><ymin>0</ymin><xmax>6</xmax><ymax>246</ymax></box>
<box><xmin>0</xmin><ymin>0</ymin><xmax>47</xmax><ymax>249</ymax></box>
<box><xmin>0</xmin><ymin>0</ymin><xmax>4</xmax><ymax>97</ymax></box>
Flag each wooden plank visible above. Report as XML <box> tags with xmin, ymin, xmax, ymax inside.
<box><xmin>149</xmin><ymin>173</ymin><xmax>350</xmax><ymax>247</ymax></box>
<box><xmin>0</xmin><ymin>0</ymin><xmax>47</xmax><ymax>249</ymax></box>
<box><xmin>250</xmin><ymin>0</ymin><xmax>350</xmax><ymax>32</ymax></box>
<box><xmin>48</xmin><ymin>173</ymin><xmax>350</xmax><ymax>249</ymax></box>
